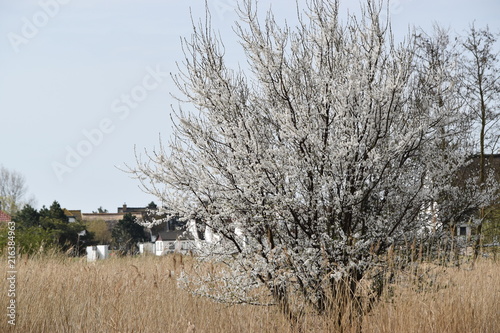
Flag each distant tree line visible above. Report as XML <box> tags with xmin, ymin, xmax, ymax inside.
<box><xmin>1</xmin><ymin>201</ymin><xmax>89</xmax><ymax>255</ymax></box>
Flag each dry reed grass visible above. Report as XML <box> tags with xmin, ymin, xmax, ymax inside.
<box><xmin>1</xmin><ymin>253</ymin><xmax>499</xmax><ymax>332</ymax></box>
<box><xmin>362</xmin><ymin>260</ymin><xmax>500</xmax><ymax>333</ymax></box>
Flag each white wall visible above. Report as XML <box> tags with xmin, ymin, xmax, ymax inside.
<box><xmin>86</xmin><ymin>245</ymin><xmax>109</xmax><ymax>261</ymax></box>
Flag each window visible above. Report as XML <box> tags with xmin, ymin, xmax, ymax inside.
<box><xmin>459</xmin><ymin>226</ymin><xmax>467</xmax><ymax>236</ymax></box>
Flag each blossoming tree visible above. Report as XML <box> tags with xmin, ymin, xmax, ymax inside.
<box><xmin>130</xmin><ymin>0</ymin><xmax>496</xmax><ymax>322</ymax></box>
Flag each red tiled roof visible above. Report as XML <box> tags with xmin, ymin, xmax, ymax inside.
<box><xmin>0</xmin><ymin>210</ymin><xmax>11</xmax><ymax>222</ymax></box>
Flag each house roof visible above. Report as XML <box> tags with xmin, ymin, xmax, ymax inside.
<box><xmin>155</xmin><ymin>230</ymin><xmax>195</xmax><ymax>242</ymax></box>
<box><xmin>117</xmin><ymin>204</ymin><xmax>148</xmax><ymax>214</ymax></box>
<box><xmin>64</xmin><ymin>209</ymin><xmax>82</xmax><ymax>221</ymax></box>
<box><xmin>81</xmin><ymin>212</ymin><xmax>142</xmax><ymax>223</ymax></box>
<box><xmin>0</xmin><ymin>210</ymin><xmax>11</xmax><ymax>222</ymax></box>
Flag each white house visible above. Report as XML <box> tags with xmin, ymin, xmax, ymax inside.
<box><xmin>139</xmin><ymin>227</ymin><xmax>198</xmax><ymax>256</ymax></box>
<box><xmin>138</xmin><ymin>219</ymin><xmax>247</xmax><ymax>256</ymax></box>
<box><xmin>154</xmin><ymin>230</ymin><xmax>197</xmax><ymax>256</ymax></box>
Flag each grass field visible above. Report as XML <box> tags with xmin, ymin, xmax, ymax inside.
<box><xmin>1</xmin><ymin>253</ymin><xmax>499</xmax><ymax>332</ymax></box>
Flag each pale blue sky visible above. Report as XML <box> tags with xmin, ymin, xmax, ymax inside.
<box><xmin>1</xmin><ymin>0</ymin><xmax>499</xmax><ymax>213</ymax></box>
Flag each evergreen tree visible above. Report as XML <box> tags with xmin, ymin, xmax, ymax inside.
<box><xmin>13</xmin><ymin>204</ymin><xmax>40</xmax><ymax>229</ymax></box>
<box><xmin>111</xmin><ymin>213</ymin><xmax>146</xmax><ymax>254</ymax></box>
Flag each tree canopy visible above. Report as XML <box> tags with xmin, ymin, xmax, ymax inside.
<box><xmin>6</xmin><ymin>201</ymin><xmax>90</xmax><ymax>255</ymax></box>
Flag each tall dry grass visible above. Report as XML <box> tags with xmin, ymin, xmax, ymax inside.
<box><xmin>1</xmin><ymin>253</ymin><xmax>499</xmax><ymax>332</ymax></box>
<box><xmin>362</xmin><ymin>259</ymin><xmax>500</xmax><ymax>333</ymax></box>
